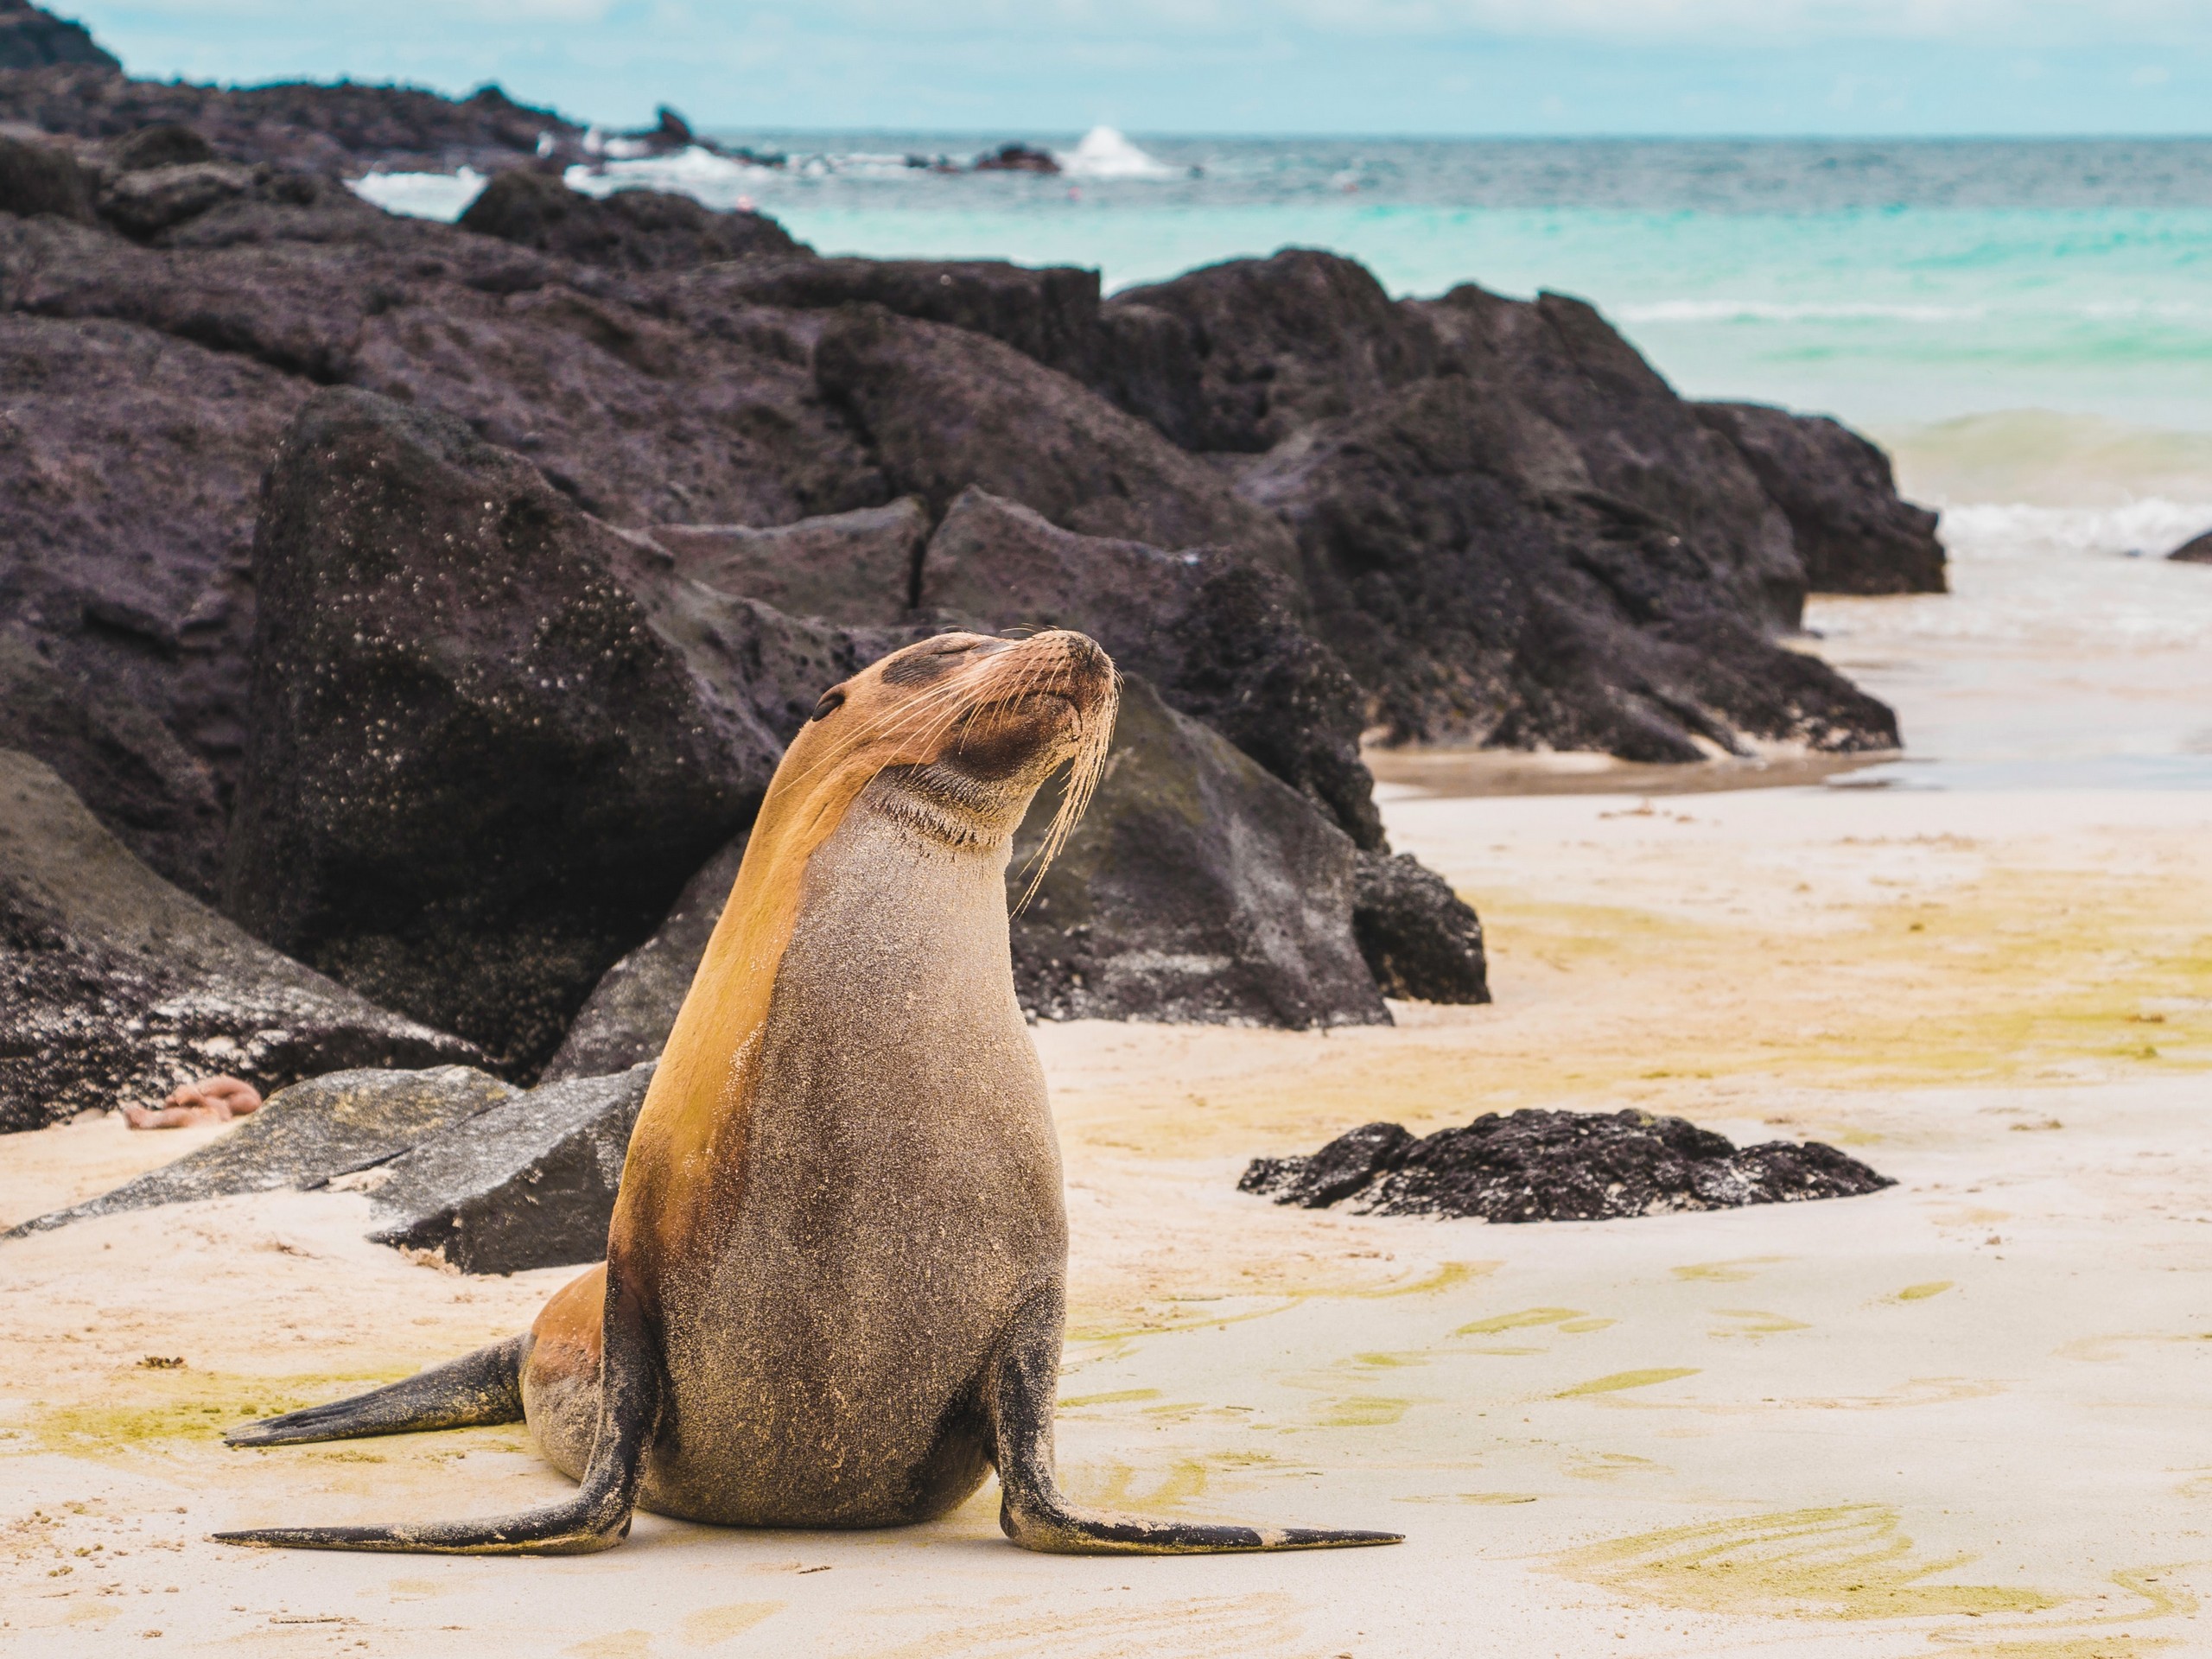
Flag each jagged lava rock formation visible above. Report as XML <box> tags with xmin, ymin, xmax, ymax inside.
<box><xmin>1242</xmin><ymin>1109</ymin><xmax>1893</xmax><ymax>1221</ymax></box>
<box><xmin>0</xmin><ymin>3</ymin><xmax>1947</xmax><ymax>1101</ymax></box>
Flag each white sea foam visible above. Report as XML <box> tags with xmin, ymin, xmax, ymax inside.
<box><xmin>1055</xmin><ymin>126</ymin><xmax>1177</xmax><ymax>181</ymax></box>
<box><xmin>565</xmin><ymin>147</ymin><xmax>778</xmax><ymax>210</ymax></box>
<box><xmin>1937</xmin><ymin>499</ymin><xmax>2212</xmax><ymax>562</ymax></box>
<box><xmin>348</xmin><ymin>166</ymin><xmax>487</xmax><ymax>220</ymax></box>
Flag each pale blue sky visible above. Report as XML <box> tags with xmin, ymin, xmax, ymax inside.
<box><xmin>54</xmin><ymin>1</ymin><xmax>2212</xmax><ymax>137</ymax></box>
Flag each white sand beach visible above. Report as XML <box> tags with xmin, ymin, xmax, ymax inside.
<box><xmin>4</xmin><ymin>542</ymin><xmax>2211</xmax><ymax>1656</ymax></box>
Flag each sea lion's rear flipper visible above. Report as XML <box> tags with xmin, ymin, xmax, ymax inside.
<box><xmin>985</xmin><ymin>1288</ymin><xmax>1403</xmax><ymax>1555</ymax></box>
<box><xmin>213</xmin><ymin>1275</ymin><xmax>661</xmax><ymax>1555</ymax></box>
<box><xmin>225</xmin><ymin>1335</ymin><xmax>529</xmax><ymax>1447</ymax></box>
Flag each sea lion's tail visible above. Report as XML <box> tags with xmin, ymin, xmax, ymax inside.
<box><xmin>224</xmin><ymin>1334</ymin><xmax>527</xmax><ymax>1447</ymax></box>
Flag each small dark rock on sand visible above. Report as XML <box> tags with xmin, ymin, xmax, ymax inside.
<box><xmin>2170</xmin><ymin>531</ymin><xmax>2212</xmax><ymax>565</ymax></box>
<box><xmin>1241</xmin><ymin>1109</ymin><xmax>1892</xmax><ymax>1221</ymax></box>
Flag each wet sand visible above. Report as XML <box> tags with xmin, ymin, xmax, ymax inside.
<box><xmin>4</xmin><ymin>771</ymin><xmax>2209</xmax><ymax>1656</ymax></box>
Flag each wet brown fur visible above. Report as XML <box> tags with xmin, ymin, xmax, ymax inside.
<box><xmin>523</xmin><ymin>629</ymin><xmax>1115</xmax><ymax>1523</ymax></box>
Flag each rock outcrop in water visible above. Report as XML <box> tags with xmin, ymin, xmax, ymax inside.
<box><xmin>0</xmin><ymin>749</ymin><xmax>481</xmax><ymax>1133</ymax></box>
<box><xmin>1696</xmin><ymin>402</ymin><xmax>1947</xmax><ymax>594</ymax></box>
<box><xmin>1241</xmin><ymin>1109</ymin><xmax>1893</xmax><ymax>1221</ymax></box>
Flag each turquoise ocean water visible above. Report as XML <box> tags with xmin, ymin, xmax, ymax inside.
<box><xmin>356</xmin><ymin>133</ymin><xmax>2212</xmax><ymax>786</ymax></box>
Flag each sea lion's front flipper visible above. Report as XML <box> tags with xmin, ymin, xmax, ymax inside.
<box><xmin>226</xmin><ymin>1335</ymin><xmax>529</xmax><ymax>1447</ymax></box>
<box><xmin>985</xmin><ymin>1287</ymin><xmax>1403</xmax><ymax>1555</ymax></box>
<box><xmin>214</xmin><ymin>1273</ymin><xmax>661</xmax><ymax>1555</ymax></box>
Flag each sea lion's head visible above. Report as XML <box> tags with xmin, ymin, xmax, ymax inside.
<box><xmin>780</xmin><ymin>628</ymin><xmax>1119</xmax><ymax>871</ymax></box>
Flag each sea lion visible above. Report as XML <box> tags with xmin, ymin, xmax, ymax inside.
<box><xmin>213</xmin><ymin>628</ymin><xmax>1399</xmax><ymax>1557</ymax></box>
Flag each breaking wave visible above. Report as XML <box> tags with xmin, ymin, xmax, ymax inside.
<box><xmin>1055</xmin><ymin>126</ymin><xmax>1178</xmax><ymax>180</ymax></box>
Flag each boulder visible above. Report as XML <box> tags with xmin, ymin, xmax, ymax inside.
<box><xmin>0</xmin><ymin>302</ymin><xmax>304</xmax><ymax>821</ymax></box>
<box><xmin>1696</xmin><ymin>401</ymin><xmax>1947</xmax><ymax>594</ymax></box>
<box><xmin>660</xmin><ymin>255</ymin><xmax>1102</xmax><ymax>379</ymax></box>
<box><xmin>1414</xmin><ymin>284</ymin><xmax>1805</xmax><ymax>630</ymax></box>
<box><xmin>457</xmin><ymin>168</ymin><xmax>806</xmax><ymax>271</ymax></box>
<box><xmin>541</xmin><ymin>835</ymin><xmax>744</xmax><ymax>1082</ymax></box>
<box><xmin>2167</xmin><ymin>531</ymin><xmax>2212</xmax><ymax>564</ymax></box>
<box><xmin>1241</xmin><ymin>1109</ymin><xmax>1893</xmax><ymax>1221</ymax></box>
<box><xmin>1007</xmin><ymin>677</ymin><xmax>1388</xmax><ymax>1029</ymax></box>
<box><xmin>1241</xmin><ymin>372</ymin><xmax>1898</xmax><ymax>760</ymax></box>
<box><xmin>108</xmin><ymin>123</ymin><xmax>215</xmax><ymax>171</ymax></box>
<box><xmin>813</xmin><ymin>302</ymin><xmax>1300</xmax><ymax>573</ymax></box>
<box><xmin>97</xmin><ymin>158</ymin><xmax>257</xmax><ymax>239</ymax></box>
<box><xmin>639</xmin><ymin>498</ymin><xmax>928</xmax><ymax>626</ymax></box>
<box><xmin>0</xmin><ymin>127</ymin><xmax>93</xmax><ymax>219</ymax></box>
<box><xmin>224</xmin><ymin>387</ymin><xmax>782</xmax><ymax>1075</ymax></box>
<box><xmin>606</xmin><ymin>542</ymin><xmax>930</xmax><ymax>746</ymax></box>
<box><xmin>973</xmin><ymin>143</ymin><xmax>1057</xmax><ymax>175</ymax></box>
<box><xmin>0</xmin><ymin>748</ymin><xmax>483</xmax><ymax>1134</ymax></box>
<box><xmin>9</xmin><ymin>1065</ymin><xmax>514</xmax><ymax>1232</ymax></box>
<box><xmin>1108</xmin><ymin>249</ymin><xmax>1436</xmax><ymax>453</ymax></box>
<box><xmin>364</xmin><ymin>1062</ymin><xmax>654</xmax><ymax>1273</ymax></box>
<box><xmin>0</xmin><ymin>0</ymin><xmax>116</xmax><ymax>73</ymax></box>
<box><xmin>920</xmin><ymin>487</ymin><xmax>1381</xmax><ymax>846</ymax></box>
<box><xmin>1087</xmin><ymin>300</ymin><xmax>1206</xmax><ymax>450</ymax></box>
<box><xmin>1351</xmin><ymin>850</ymin><xmax>1489</xmax><ymax>1005</ymax></box>
<box><xmin>0</xmin><ymin>629</ymin><xmax>223</xmax><ymax>895</ymax></box>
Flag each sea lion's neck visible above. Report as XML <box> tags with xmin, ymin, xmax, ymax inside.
<box><xmin>863</xmin><ymin>764</ymin><xmax>1033</xmax><ymax>855</ymax></box>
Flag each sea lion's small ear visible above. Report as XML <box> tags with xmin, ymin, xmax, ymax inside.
<box><xmin>810</xmin><ymin>689</ymin><xmax>847</xmax><ymax>722</ymax></box>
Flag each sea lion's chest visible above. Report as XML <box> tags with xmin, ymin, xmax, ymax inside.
<box><xmin>645</xmin><ymin>807</ymin><xmax>1065</xmax><ymax>1519</ymax></box>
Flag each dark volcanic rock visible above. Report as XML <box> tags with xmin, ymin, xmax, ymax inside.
<box><xmin>1109</xmin><ymin>249</ymin><xmax>1436</xmax><ymax>453</ymax></box>
<box><xmin>1008</xmin><ymin>676</ymin><xmax>1387</xmax><ymax>1029</ymax></box>
<box><xmin>225</xmin><ymin>388</ymin><xmax>782</xmax><ymax>1076</ymax></box>
<box><xmin>0</xmin><ymin>307</ymin><xmax>305</xmax><ymax>819</ymax></box>
<box><xmin>607</xmin><ymin>541</ymin><xmax>930</xmax><ymax>746</ymax></box>
<box><xmin>0</xmin><ymin>629</ymin><xmax>222</xmax><ymax>894</ymax></box>
<box><xmin>640</xmin><ymin>498</ymin><xmax>928</xmax><ymax>626</ymax></box>
<box><xmin>0</xmin><ymin>69</ymin><xmax>584</xmax><ymax>176</ymax></box>
<box><xmin>1</xmin><ymin>748</ymin><xmax>481</xmax><ymax>1134</ymax></box>
<box><xmin>921</xmin><ymin>487</ymin><xmax>1381</xmax><ymax>846</ymax></box>
<box><xmin>542</xmin><ymin>836</ymin><xmax>744</xmax><ymax>1082</ymax></box>
<box><xmin>10</xmin><ymin>1065</ymin><xmax>513</xmax><ymax>1231</ymax></box>
<box><xmin>667</xmin><ymin>255</ymin><xmax>1101</xmax><ymax>379</ymax></box>
<box><xmin>973</xmin><ymin>143</ymin><xmax>1057</xmax><ymax>175</ymax></box>
<box><xmin>0</xmin><ymin>0</ymin><xmax>115</xmax><ymax>73</ymax></box>
<box><xmin>1240</xmin><ymin>1109</ymin><xmax>1893</xmax><ymax>1221</ymax></box>
<box><xmin>0</xmin><ymin>126</ymin><xmax>93</xmax><ymax>219</ymax></box>
<box><xmin>2168</xmin><ymin>531</ymin><xmax>2212</xmax><ymax>564</ymax></box>
<box><xmin>814</xmin><ymin>302</ymin><xmax>1299</xmax><ymax>572</ymax></box>
<box><xmin>109</xmin><ymin>122</ymin><xmax>215</xmax><ymax>171</ymax></box>
<box><xmin>457</xmin><ymin>168</ymin><xmax>806</xmax><ymax>272</ymax></box>
<box><xmin>1242</xmin><ymin>371</ymin><xmax>1898</xmax><ymax>759</ymax></box>
<box><xmin>1415</xmin><ymin>284</ymin><xmax>1805</xmax><ymax>630</ymax></box>
<box><xmin>1351</xmin><ymin>850</ymin><xmax>1489</xmax><ymax>1005</ymax></box>
<box><xmin>365</xmin><ymin>1062</ymin><xmax>653</xmax><ymax>1273</ymax></box>
<box><xmin>1696</xmin><ymin>401</ymin><xmax>1947</xmax><ymax>594</ymax></box>
<box><xmin>97</xmin><ymin>158</ymin><xmax>257</xmax><ymax>239</ymax></box>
